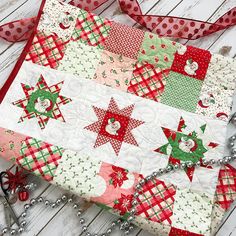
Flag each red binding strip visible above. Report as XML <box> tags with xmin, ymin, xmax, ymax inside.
<box><xmin>0</xmin><ymin>0</ymin><xmax>46</xmax><ymax>103</ymax></box>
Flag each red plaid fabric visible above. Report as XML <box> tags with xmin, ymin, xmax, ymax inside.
<box><xmin>25</xmin><ymin>31</ymin><xmax>68</xmax><ymax>69</ymax></box>
<box><xmin>127</xmin><ymin>62</ymin><xmax>168</xmax><ymax>101</ymax></box>
<box><xmin>71</xmin><ymin>10</ymin><xmax>111</xmax><ymax>49</ymax></box>
<box><xmin>104</xmin><ymin>22</ymin><xmax>145</xmax><ymax>59</ymax></box>
<box><xmin>16</xmin><ymin>137</ymin><xmax>64</xmax><ymax>181</ymax></box>
<box><xmin>169</xmin><ymin>227</ymin><xmax>203</xmax><ymax>236</ymax></box>
<box><xmin>215</xmin><ymin>164</ymin><xmax>236</xmax><ymax>210</ymax></box>
<box><xmin>136</xmin><ymin>178</ymin><xmax>176</xmax><ymax>225</ymax></box>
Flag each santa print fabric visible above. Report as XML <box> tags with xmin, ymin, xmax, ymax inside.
<box><xmin>0</xmin><ymin>0</ymin><xmax>236</xmax><ymax>235</ymax></box>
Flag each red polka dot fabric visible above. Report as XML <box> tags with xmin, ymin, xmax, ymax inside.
<box><xmin>0</xmin><ymin>17</ymin><xmax>36</xmax><ymax>42</ymax></box>
<box><xmin>0</xmin><ymin>0</ymin><xmax>235</xmax><ymax>42</ymax></box>
<box><xmin>171</xmin><ymin>45</ymin><xmax>211</xmax><ymax>81</ymax></box>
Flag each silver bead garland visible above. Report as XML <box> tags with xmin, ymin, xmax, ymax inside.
<box><xmin>1</xmin><ymin>115</ymin><xmax>236</xmax><ymax>235</ymax></box>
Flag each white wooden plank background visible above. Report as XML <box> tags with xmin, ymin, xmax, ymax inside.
<box><xmin>0</xmin><ymin>0</ymin><xmax>236</xmax><ymax>235</ymax></box>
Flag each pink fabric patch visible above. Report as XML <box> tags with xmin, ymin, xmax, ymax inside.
<box><xmin>0</xmin><ymin>127</ymin><xmax>26</xmax><ymax>162</ymax></box>
<box><xmin>91</xmin><ymin>162</ymin><xmax>139</xmax><ymax>208</ymax></box>
<box><xmin>94</xmin><ymin>50</ymin><xmax>135</xmax><ymax>91</ymax></box>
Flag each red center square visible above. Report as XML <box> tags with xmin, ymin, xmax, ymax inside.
<box><xmin>99</xmin><ymin>111</ymin><xmax>130</xmax><ymax>141</ymax></box>
<box><xmin>171</xmin><ymin>45</ymin><xmax>211</xmax><ymax>80</ymax></box>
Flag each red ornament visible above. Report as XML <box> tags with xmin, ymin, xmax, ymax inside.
<box><xmin>18</xmin><ymin>190</ymin><xmax>29</xmax><ymax>201</ymax></box>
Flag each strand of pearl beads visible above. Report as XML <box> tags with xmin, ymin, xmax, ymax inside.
<box><xmin>2</xmin><ymin>113</ymin><xmax>236</xmax><ymax>235</ymax></box>
<box><xmin>1</xmin><ymin>194</ymin><xmax>134</xmax><ymax>236</ymax></box>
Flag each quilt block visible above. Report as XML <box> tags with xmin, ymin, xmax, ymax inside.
<box><xmin>0</xmin><ymin>0</ymin><xmax>236</xmax><ymax>235</ymax></box>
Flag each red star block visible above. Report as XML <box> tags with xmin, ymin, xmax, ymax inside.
<box><xmin>84</xmin><ymin>97</ymin><xmax>144</xmax><ymax>155</ymax></box>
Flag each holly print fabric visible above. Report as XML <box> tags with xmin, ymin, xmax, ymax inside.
<box><xmin>94</xmin><ymin>51</ymin><xmax>136</xmax><ymax>91</ymax></box>
<box><xmin>0</xmin><ymin>0</ymin><xmax>236</xmax><ymax>235</ymax></box>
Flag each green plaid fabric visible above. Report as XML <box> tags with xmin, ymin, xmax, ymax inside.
<box><xmin>16</xmin><ymin>137</ymin><xmax>64</xmax><ymax>181</ymax></box>
<box><xmin>71</xmin><ymin>10</ymin><xmax>111</xmax><ymax>49</ymax></box>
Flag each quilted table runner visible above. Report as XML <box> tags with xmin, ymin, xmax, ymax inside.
<box><xmin>0</xmin><ymin>0</ymin><xmax>236</xmax><ymax>235</ymax></box>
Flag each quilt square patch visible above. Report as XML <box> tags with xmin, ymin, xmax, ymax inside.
<box><xmin>172</xmin><ymin>189</ymin><xmax>213</xmax><ymax>235</ymax></box>
<box><xmin>71</xmin><ymin>10</ymin><xmax>111</xmax><ymax>49</ymax></box>
<box><xmin>25</xmin><ymin>31</ymin><xmax>68</xmax><ymax>69</ymax></box>
<box><xmin>104</xmin><ymin>22</ymin><xmax>145</xmax><ymax>59</ymax></box>
<box><xmin>38</xmin><ymin>0</ymin><xmax>78</xmax><ymax>40</ymax></box>
<box><xmin>127</xmin><ymin>62</ymin><xmax>168</xmax><ymax>102</ymax></box>
<box><xmin>215</xmin><ymin>164</ymin><xmax>236</xmax><ymax>210</ymax></box>
<box><xmin>138</xmin><ymin>32</ymin><xmax>177</xmax><ymax>69</ymax></box>
<box><xmin>160</xmin><ymin>72</ymin><xmax>203</xmax><ymax>112</ymax></box>
<box><xmin>136</xmin><ymin>178</ymin><xmax>176</xmax><ymax>225</ymax></box>
<box><xmin>58</xmin><ymin>40</ymin><xmax>101</xmax><ymax>79</ymax></box>
<box><xmin>12</xmin><ymin>75</ymin><xmax>72</xmax><ymax>130</ymax></box>
<box><xmin>196</xmin><ymin>54</ymin><xmax>236</xmax><ymax>121</ymax></box>
<box><xmin>53</xmin><ymin>150</ymin><xmax>104</xmax><ymax>198</ymax></box>
<box><xmin>91</xmin><ymin>162</ymin><xmax>140</xmax><ymax>216</ymax></box>
<box><xmin>171</xmin><ymin>45</ymin><xmax>211</xmax><ymax>80</ymax></box>
<box><xmin>16</xmin><ymin>137</ymin><xmax>64</xmax><ymax>181</ymax></box>
<box><xmin>94</xmin><ymin>50</ymin><xmax>135</xmax><ymax>91</ymax></box>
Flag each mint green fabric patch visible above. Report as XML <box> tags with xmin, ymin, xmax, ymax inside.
<box><xmin>138</xmin><ymin>32</ymin><xmax>177</xmax><ymax>69</ymax></box>
<box><xmin>160</xmin><ymin>72</ymin><xmax>202</xmax><ymax>112</ymax></box>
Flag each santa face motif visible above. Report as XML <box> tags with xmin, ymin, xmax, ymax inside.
<box><xmin>178</xmin><ymin>137</ymin><xmax>196</xmax><ymax>153</ymax></box>
<box><xmin>58</xmin><ymin>12</ymin><xmax>74</xmax><ymax>30</ymax></box>
<box><xmin>199</xmin><ymin>93</ymin><xmax>215</xmax><ymax>108</ymax></box>
<box><xmin>105</xmin><ymin>118</ymin><xmax>121</xmax><ymax>136</ymax></box>
<box><xmin>184</xmin><ymin>59</ymin><xmax>199</xmax><ymax>75</ymax></box>
<box><xmin>34</xmin><ymin>97</ymin><xmax>53</xmax><ymax>114</ymax></box>
<box><xmin>41</xmin><ymin>12</ymin><xmax>52</xmax><ymax>26</ymax></box>
<box><xmin>176</xmin><ymin>44</ymin><xmax>187</xmax><ymax>55</ymax></box>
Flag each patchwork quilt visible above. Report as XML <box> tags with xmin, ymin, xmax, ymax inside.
<box><xmin>0</xmin><ymin>0</ymin><xmax>236</xmax><ymax>235</ymax></box>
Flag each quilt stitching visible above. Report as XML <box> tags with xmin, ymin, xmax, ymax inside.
<box><xmin>138</xmin><ymin>32</ymin><xmax>177</xmax><ymax>69</ymax></box>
